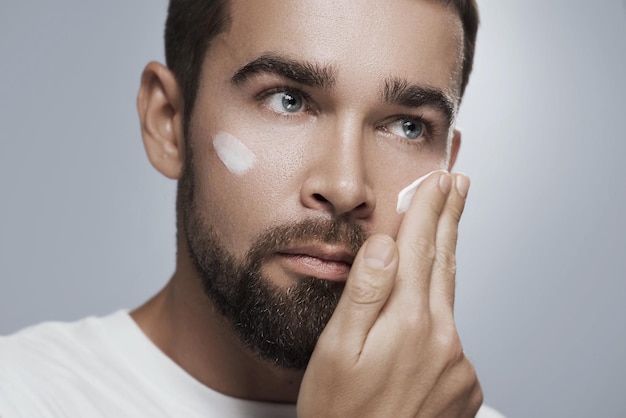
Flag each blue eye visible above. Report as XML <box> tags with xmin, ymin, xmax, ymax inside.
<box><xmin>387</xmin><ymin>118</ymin><xmax>425</xmax><ymax>140</ymax></box>
<box><xmin>267</xmin><ymin>90</ymin><xmax>304</xmax><ymax>113</ymax></box>
<box><xmin>402</xmin><ymin>120</ymin><xmax>422</xmax><ymax>139</ymax></box>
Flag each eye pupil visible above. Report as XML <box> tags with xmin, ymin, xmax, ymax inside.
<box><xmin>402</xmin><ymin>120</ymin><xmax>422</xmax><ymax>139</ymax></box>
<box><xmin>281</xmin><ymin>92</ymin><xmax>302</xmax><ymax>112</ymax></box>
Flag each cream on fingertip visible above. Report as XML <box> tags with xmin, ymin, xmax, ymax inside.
<box><xmin>396</xmin><ymin>170</ymin><xmax>443</xmax><ymax>213</ymax></box>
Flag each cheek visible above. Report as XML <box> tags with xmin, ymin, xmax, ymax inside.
<box><xmin>218</xmin><ymin>127</ymin><xmax>306</xmax><ymax>210</ymax></box>
<box><xmin>191</xmin><ymin>129</ymin><xmax>304</xmax><ymax>256</ymax></box>
<box><xmin>367</xmin><ymin>138</ymin><xmax>448</xmax><ymax>192</ymax></box>
<box><xmin>364</xmin><ymin>142</ymin><xmax>449</xmax><ymax>235</ymax></box>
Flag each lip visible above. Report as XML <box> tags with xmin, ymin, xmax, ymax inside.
<box><xmin>276</xmin><ymin>244</ymin><xmax>355</xmax><ymax>282</ymax></box>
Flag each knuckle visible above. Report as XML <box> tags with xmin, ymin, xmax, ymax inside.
<box><xmin>399</xmin><ymin>310</ymin><xmax>430</xmax><ymax>332</ymax></box>
<box><xmin>435</xmin><ymin>249</ymin><xmax>457</xmax><ymax>275</ymax></box>
<box><xmin>426</xmin><ymin>197</ymin><xmax>444</xmax><ymax>217</ymax></box>
<box><xmin>434</xmin><ymin>326</ymin><xmax>463</xmax><ymax>361</ymax></box>
<box><xmin>459</xmin><ymin>357</ymin><xmax>478</xmax><ymax>384</ymax></box>
<box><xmin>348</xmin><ymin>274</ymin><xmax>387</xmax><ymax>305</ymax></box>
<box><xmin>447</xmin><ymin>203</ymin><xmax>464</xmax><ymax>223</ymax></box>
<box><xmin>411</xmin><ymin>235</ymin><xmax>436</xmax><ymax>260</ymax></box>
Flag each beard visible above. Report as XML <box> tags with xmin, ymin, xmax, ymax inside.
<box><xmin>178</xmin><ymin>151</ymin><xmax>367</xmax><ymax>370</ymax></box>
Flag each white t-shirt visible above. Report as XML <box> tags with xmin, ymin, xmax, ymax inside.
<box><xmin>0</xmin><ymin>311</ymin><xmax>504</xmax><ymax>417</ymax></box>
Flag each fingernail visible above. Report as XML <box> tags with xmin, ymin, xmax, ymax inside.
<box><xmin>364</xmin><ymin>236</ymin><xmax>394</xmax><ymax>269</ymax></box>
<box><xmin>456</xmin><ymin>174</ymin><xmax>470</xmax><ymax>198</ymax></box>
<box><xmin>439</xmin><ymin>173</ymin><xmax>452</xmax><ymax>194</ymax></box>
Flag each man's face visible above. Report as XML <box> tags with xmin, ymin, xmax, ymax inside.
<box><xmin>181</xmin><ymin>0</ymin><xmax>464</xmax><ymax>368</ymax></box>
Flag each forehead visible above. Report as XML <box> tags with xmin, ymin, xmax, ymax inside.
<box><xmin>208</xmin><ymin>0</ymin><xmax>463</xmax><ymax>98</ymax></box>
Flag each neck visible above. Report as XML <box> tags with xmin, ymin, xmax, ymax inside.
<box><xmin>131</xmin><ymin>260</ymin><xmax>304</xmax><ymax>403</ymax></box>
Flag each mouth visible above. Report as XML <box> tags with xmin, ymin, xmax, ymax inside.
<box><xmin>275</xmin><ymin>244</ymin><xmax>355</xmax><ymax>282</ymax></box>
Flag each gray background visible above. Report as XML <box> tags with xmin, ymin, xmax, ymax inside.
<box><xmin>1</xmin><ymin>1</ymin><xmax>625</xmax><ymax>417</ymax></box>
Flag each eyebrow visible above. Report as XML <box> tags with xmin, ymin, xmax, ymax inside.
<box><xmin>382</xmin><ymin>77</ymin><xmax>456</xmax><ymax>126</ymax></box>
<box><xmin>231</xmin><ymin>53</ymin><xmax>336</xmax><ymax>89</ymax></box>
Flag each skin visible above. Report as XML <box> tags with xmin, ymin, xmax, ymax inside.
<box><xmin>134</xmin><ymin>0</ymin><xmax>482</xmax><ymax>415</ymax></box>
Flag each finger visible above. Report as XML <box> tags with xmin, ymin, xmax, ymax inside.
<box><xmin>320</xmin><ymin>234</ymin><xmax>398</xmax><ymax>355</ymax></box>
<box><xmin>430</xmin><ymin>173</ymin><xmax>470</xmax><ymax>316</ymax></box>
<box><xmin>391</xmin><ymin>170</ymin><xmax>452</xmax><ymax>309</ymax></box>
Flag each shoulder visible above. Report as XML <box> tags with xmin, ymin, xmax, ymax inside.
<box><xmin>0</xmin><ymin>312</ymin><xmax>133</xmax><ymax>416</ymax></box>
<box><xmin>0</xmin><ymin>312</ymin><xmax>126</xmax><ymax>370</ymax></box>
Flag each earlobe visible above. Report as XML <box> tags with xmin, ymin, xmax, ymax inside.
<box><xmin>447</xmin><ymin>128</ymin><xmax>461</xmax><ymax>171</ymax></box>
<box><xmin>137</xmin><ymin>61</ymin><xmax>185</xmax><ymax>180</ymax></box>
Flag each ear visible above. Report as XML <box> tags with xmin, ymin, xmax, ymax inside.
<box><xmin>447</xmin><ymin>128</ymin><xmax>461</xmax><ymax>171</ymax></box>
<box><xmin>137</xmin><ymin>61</ymin><xmax>185</xmax><ymax>179</ymax></box>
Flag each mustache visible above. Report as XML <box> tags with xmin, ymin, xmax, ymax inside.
<box><xmin>245</xmin><ymin>217</ymin><xmax>368</xmax><ymax>267</ymax></box>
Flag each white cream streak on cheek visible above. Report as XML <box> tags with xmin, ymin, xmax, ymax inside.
<box><xmin>396</xmin><ymin>170</ymin><xmax>440</xmax><ymax>213</ymax></box>
<box><xmin>212</xmin><ymin>131</ymin><xmax>257</xmax><ymax>175</ymax></box>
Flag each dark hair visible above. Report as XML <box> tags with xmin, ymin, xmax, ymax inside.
<box><xmin>165</xmin><ymin>0</ymin><xmax>479</xmax><ymax>126</ymax></box>
<box><xmin>164</xmin><ymin>0</ymin><xmax>231</xmax><ymax>131</ymax></box>
<box><xmin>446</xmin><ymin>0</ymin><xmax>480</xmax><ymax>99</ymax></box>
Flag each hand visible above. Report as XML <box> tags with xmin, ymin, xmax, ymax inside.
<box><xmin>297</xmin><ymin>171</ymin><xmax>482</xmax><ymax>417</ymax></box>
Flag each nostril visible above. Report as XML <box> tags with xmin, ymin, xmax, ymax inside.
<box><xmin>313</xmin><ymin>193</ymin><xmax>328</xmax><ymax>203</ymax></box>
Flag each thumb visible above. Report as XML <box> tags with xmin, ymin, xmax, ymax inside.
<box><xmin>321</xmin><ymin>234</ymin><xmax>398</xmax><ymax>354</ymax></box>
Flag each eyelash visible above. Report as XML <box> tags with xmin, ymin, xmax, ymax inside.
<box><xmin>255</xmin><ymin>87</ymin><xmax>316</xmax><ymax>116</ymax></box>
<box><xmin>377</xmin><ymin>114</ymin><xmax>438</xmax><ymax>147</ymax></box>
<box><xmin>255</xmin><ymin>86</ymin><xmax>439</xmax><ymax>146</ymax></box>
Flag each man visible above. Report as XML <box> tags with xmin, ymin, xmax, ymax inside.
<box><xmin>0</xmin><ymin>0</ymin><xmax>503</xmax><ymax>416</ymax></box>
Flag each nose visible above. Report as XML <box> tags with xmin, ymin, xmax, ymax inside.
<box><xmin>300</xmin><ymin>120</ymin><xmax>375</xmax><ymax>219</ymax></box>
